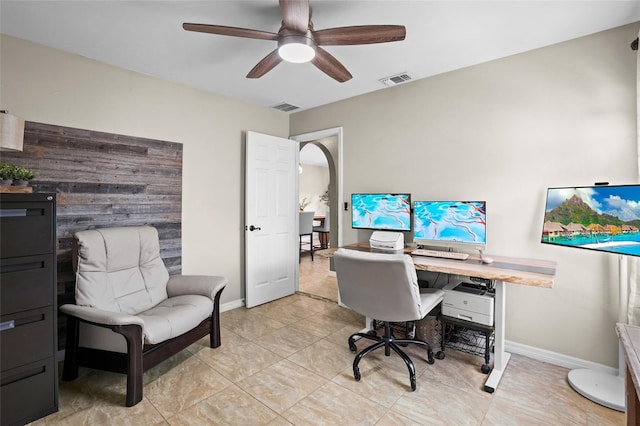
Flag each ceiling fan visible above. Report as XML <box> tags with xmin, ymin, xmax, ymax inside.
<box><xmin>183</xmin><ymin>0</ymin><xmax>406</xmax><ymax>83</ymax></box>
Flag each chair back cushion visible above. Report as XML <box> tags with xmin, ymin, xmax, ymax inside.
<box><xmin>74</xmin><ymin>226</ymin><xmax>169</xmax><ymax>314</ymax></box>
<box><xmin>299</xmin><ymin>211</ymin><xmax>315</xmax><ymax>235</ymax></box>
<box><xmin>333</xmin><ymin>248</ymin><xmax>425</xmax><ymax>322</ymax></box>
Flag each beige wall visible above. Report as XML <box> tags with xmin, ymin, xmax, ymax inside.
<box><xmin>299</xmin><ymin>164</ymin><xmax>330</xmax><ymax>216</ymax></box>
<box><xmin>291</xmin><ymin>23</ymin><xmax>640</xmax><ymax>367</ymax></box>
<box><xmin>0</xmin><ymin>34</ymin><xmax>289</xmax><ymax>306</ymax></box>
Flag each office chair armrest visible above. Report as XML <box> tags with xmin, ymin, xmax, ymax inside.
<box><xmin>59</xmin><ymin>304</ymin><xmax>144</xmax><ymax>327</ymax></box>
<box><xmin>167</xmin><ymin>275</ymin><xmax>227</xmax><ymax>301</ymax></box>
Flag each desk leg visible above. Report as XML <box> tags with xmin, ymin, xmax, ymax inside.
<box><xmin>351</xmin><ymin>316</ymin><xmax>375</xmax><ymax>341</ymax></box>
<box><xmin>484</xmin><ymin>280</ymin><xmax>511</xmax><ymax>393</ymax></box>
<box><xmin>359</xmin><ymin>316</ymin><xmax>374</xmax><ymax>334</ymax></box>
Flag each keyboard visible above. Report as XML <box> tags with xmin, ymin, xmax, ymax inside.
<box><xmin>411</xmin><ymin>249</ymin><xmax>469</xmax><ymax>260</ymax></box>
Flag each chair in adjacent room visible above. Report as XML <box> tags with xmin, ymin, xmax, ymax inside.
<box><xmin>60</xmin><ymin>226</ymin><xmax>227</xmax><ymax>407</ymax></box>
<box><xmin>333</xmin><ymin>248</ymin><xmax>444</xmax><ymax>391</ymax></box>
<box><xmin>313</xmin><ymin>212</ymin><xmax>330</xmax><ymax>249</ymax></box>
<box><xmin>299</xmin><ymin>211</ymin><xmax>314</xmax><ymax>261</ymax></box>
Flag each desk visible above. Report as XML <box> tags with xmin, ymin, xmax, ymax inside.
<box><xmin>335</xmin><ymin>244</ymin><xmax>556</xmax><ymax>393</ymax></box>
<box><xmin>617</xmin><ymin>323</ymin><xmax>640</xmax><ymax>425</ymax></box>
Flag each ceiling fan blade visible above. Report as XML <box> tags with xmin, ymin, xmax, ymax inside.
<box><xmin>313</xmin><ymin>25</ymin><xmax>406</xmax><ymax>45</ymax></box>
<box><xmin>279</xmin><ymin>0</ymin><xmax>310</xmax><ymax>34</ymax></box>
<box><xmin>183</xmin><ymin>23</ymin><xmax>278</xmax><ymax>41</ymax></box>
<box><xmin>311</xmin><ymin>47</ymin><xmax>352</xmax><ymax>83</ymax></box>
<box><xmin>247</xmin><ymin>49</ymin><xmax>283</xmax><ymax>79</ymax></box>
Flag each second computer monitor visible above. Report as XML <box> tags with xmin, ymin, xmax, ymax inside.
<box><xmin>413</xmin><ymin>200</ymin><xmax>487</xmax><ymax>251</ymax></box>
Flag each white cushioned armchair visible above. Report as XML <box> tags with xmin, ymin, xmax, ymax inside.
<box><xmin>60</xmin><ymin>226</ymin><xmax>227</xmax><ymax>406</ymax></box>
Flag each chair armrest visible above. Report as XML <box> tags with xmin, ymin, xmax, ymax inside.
<box><xmin>167</xmin><ymin>275</ymin><xmax>227</xmax><ymax>301</ymax></box>
<box><xmin>60</xmin><ymin>304</ymin><xmax>144</xmax><ymax>327</ymax></box>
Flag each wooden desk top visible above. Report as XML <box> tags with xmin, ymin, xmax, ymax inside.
<box><xmin>617</xmin><ymin>323</ymin><xmax>640</xmax><ymax>397</ymax></box>
<box><xmin>338</xmin><ymin>243</ymin><xmax>556</xmax><ymax>288</ymax></box>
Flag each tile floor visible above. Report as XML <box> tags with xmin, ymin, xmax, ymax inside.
<box><xmin>34</xmin><ymin>255</ymin><xmax>624</xmax><ymax>425</ymax></box>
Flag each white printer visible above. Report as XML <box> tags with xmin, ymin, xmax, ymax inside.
<box><xmin>369</xmin><ymin>231</ymin><xmax>404</xmax><ymax>251</ymax></box>
<box><xmin>442</xmin><ymin>280</ymin><xmax>494</xmax><ymax>326</ymax></box>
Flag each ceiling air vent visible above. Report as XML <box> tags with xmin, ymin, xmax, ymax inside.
<box><xmin>271</xmin><ymin>102</ymin><xmax>300</xmax><ymax>112</ymax></box>
<box><xmin>379</xmin><ymin>72</ymin><xmax>414</xmax><ymax>87</ymax></box>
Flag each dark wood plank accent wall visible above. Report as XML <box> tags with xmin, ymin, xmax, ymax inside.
<box><xmin>0</xmin><ymin>121</ymin><xmax>183</xmax><ymax>350</ymax></box>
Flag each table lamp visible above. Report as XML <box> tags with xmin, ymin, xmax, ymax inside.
<box><xmin>0</xmin><ymin>110</ymin><xmax>25</xmax><ymax>152</ymax></box>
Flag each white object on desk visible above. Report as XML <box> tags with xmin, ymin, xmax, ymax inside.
<box><xmin>369</xmin><ymin>231</ymin><xmax>404</xmax><ymax>251</ymax></box>
<box><xmin>478</xmin><ymin>248</ymin><xmax>494</xmax><ymax>264</ymax></box>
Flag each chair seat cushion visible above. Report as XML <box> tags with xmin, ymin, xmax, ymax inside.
<box><xmin>139</xmin><ymin>295</ymin><xmax>213</xmax><ymax>344</ymax></box>
<box><xmin>419</xmin><ymin>288</ymin><xmax>445</xmax><ymax>318</ymax></box>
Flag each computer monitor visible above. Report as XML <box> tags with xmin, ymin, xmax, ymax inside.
<box><xmin>351</xmin><ymin>193</ymin><xmax>411</xmax><ymax>232</ymax></box>
<box><xmin>413</xmin><ymin>201</ymin><xmax>487</xmax><ymax>251</ymax></box>
<box><xmin>541</xmin><ymin>185</ymin><xmax>640</xmax><ymax>257</ymax></box>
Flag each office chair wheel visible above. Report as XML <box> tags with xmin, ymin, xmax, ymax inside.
<box><xmin>427</xmin><ymin>350</ymin><xmax>435</xmax><ymax>364</ymax></box>
<box><xmin>435</xmin><ymin>351</ymin><xmax>445</xmax><ymax>360</ymax></box>
<box><xmin>481</xmin><ymin>364</ymin><xmax>491</xmax><ymax>374</ymax></box>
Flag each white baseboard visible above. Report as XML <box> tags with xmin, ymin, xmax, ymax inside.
<box><xmin>220</xmin><ymin>298</ymin><xmax>244</xmax><ymax>312</ymax></box>
<box><xmin>506</xmin><ymin>340</ymin><xmax>618</xmax><ymax>376</ymax></box>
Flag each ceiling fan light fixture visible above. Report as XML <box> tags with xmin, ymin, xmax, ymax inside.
<box><xmin>278</xmin><ymin>35</ymin><xmax>316</xmax><ymax>63</ymax></box>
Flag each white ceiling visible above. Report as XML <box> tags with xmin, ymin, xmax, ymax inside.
<box><xmin>2</xmin><ymin>1</ymin><xmax>640</xmax><ymax>113</ymax></box>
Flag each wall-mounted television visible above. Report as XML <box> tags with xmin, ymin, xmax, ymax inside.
<box><xmin>541</xmin><ymin>185</ymin><xmax>640</xmax><ymax>257</ymax></box>
<box><xmin>413</xmin><ymin>201</ymin><xmax>487</xmax><ymax>251</ymax></box>
<box><xmin>351</xmin><ymin>193</ymin><xmax>411</xmax><ymax>232</ymax></box>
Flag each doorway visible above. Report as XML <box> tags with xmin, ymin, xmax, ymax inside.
<box><xmin>291</xmin><ymin>127</ymin><xmax>343</xmax><ymax>301</ymax></box>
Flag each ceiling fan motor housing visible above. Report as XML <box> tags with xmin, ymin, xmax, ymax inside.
<box><xmin>277</xmin><ymin>29</ymin><xmax>316</xmax><ymax>63</ymax></box>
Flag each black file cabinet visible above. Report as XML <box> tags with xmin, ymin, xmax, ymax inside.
<box><xmin>1</xmin><ymin>193</ymin><xmax>58</xmax><ymax>425</ymax></box>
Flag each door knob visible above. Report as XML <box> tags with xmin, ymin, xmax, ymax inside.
<box><xmin>248</xmin><ymin>225</ymin><xmax>261</xmax><ymax>231</ymax></box>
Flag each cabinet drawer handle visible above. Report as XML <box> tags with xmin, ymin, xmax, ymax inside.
<box><xmin>1</xmin><ymin>261</ymin><xmax>45</xmax><ymax>274</ymax></box>
<box><xmin>1</xmin><ymin>365</ymin><xmax>46</xmax><ymax>386</ymax></box>
<box><xmin>0</xmin><ymin>320</ymin><xmax>15</xmax><ymax>331</ymax></box>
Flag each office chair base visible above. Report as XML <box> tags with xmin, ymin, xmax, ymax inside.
<box><xmin>348</xmin><ymin>322</ymin><xmax>434</xmax><ymax>392</ymax></box>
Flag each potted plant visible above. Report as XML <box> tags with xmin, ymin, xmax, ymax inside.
<box><xmin>320</xmin><ymin>188</ymin><xmax>330</xmax><ymax>206</ymax></box>
<box><xmin>299</xmin><ymin>197</ymin><xmax>310</xmax><ymax>211</ymax></box>
<box><xmin>0</xmin><ymin>163</ymin><xmax>15</xmax><ymax>185</ymax></box>
<box><xmin>12</xmin><ymin>166</ymin><xmax>36</xmax><ymax>186</ymax></box>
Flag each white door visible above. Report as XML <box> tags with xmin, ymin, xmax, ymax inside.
<box><xmin>245</xmin><ymin>131</ymin><xmax>299</xmax><ymax>308</ymax></box>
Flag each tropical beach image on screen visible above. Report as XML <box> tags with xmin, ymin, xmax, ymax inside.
<box><xmin>351</xmin><ymin>193</ymin><xmax>411</xmax><ymax>231</ymax></box>
<box><xmin>542</xmin><ymin>186</ymin><xmax>640</xmax><ymax>257</ymax></box>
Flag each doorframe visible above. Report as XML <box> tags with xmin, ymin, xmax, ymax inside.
<box><xmin>291</xmin><ymin>127</ymin><xmax>344</xmax><ymax>259</ymax></box>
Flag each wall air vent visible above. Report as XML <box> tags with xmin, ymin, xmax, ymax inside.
<box><xmin>271</xmin><ymin>102</ymin><xmax>300</xmax><ymax>112</ymax></box>
<box><xmin>379</xmin><ymin>72</ymin><xmax>414</xmax><ymax>87</ymax></box>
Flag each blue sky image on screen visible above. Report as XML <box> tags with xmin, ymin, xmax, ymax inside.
<box><xmin>413</xmin><ymin>201</ymin><xmax>486</xmax><ymax>244</ymax></box>
<box><xmin>351</xmin><ymin>193</ymin><xmax>411</xmax><ymax>231</ymax></box>
<box><xmin>542</xmin><ymin>186</ymin><xmax>640</xmax><ymax>257</ymax></box>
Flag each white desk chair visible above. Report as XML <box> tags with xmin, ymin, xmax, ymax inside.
<box><xmin>333</xmin><ymin>248</ymin><xmax>444</xmax><ymax>391</ymax></box>
<box><xmin>299</xmin><ymin>211</ymin><xmax>314</xmax><ymax>261</ymax></box>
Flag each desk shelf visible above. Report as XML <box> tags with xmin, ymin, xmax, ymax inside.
<box><xmin>440</xmin><ymin>315</ymin><xmax>495</xmax><ymax>374</ymax></box>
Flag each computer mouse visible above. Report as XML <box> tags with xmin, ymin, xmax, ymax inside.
<box><xmin>481</xmin><ymin>257</ymin><xmax>494</xmax><ymax>264</ymax></box>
